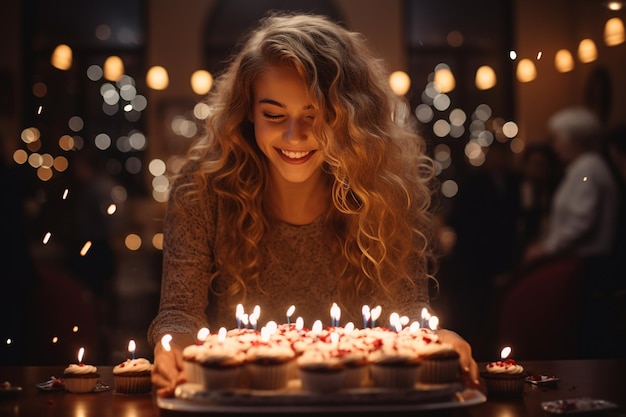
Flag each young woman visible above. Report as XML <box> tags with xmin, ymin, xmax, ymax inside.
<box><xmin>148</xmin><ymin>12</ymin><xmax>479</xmax><ymax>397</ymax></box>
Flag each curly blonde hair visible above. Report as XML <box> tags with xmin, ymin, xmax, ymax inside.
<box><xmin>175</xmin><ymin>12</ymin><xmax>437</xmax><ymax>307</ymax></box>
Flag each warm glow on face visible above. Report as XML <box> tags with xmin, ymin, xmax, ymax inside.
<box><xmin>146</xmin><ymin>66</ymin><xmax>169</xmax><ymax>90</ymax></box>
<box><xmin>389</xmin><ymin>70</ymin><xmax>411</xmax><ymax>95</ymax></box>
<box><xmin>604</xmin><ymin>17</ymin><xmax>625</xmax><ymax>46</ymax></box>
<box><xmin>190</xmin><ymin>70</ymin><xmax>213</xmax><ymax>95</ymax></box>
<box><xmin>577</xmin><ymin>39</ymin><xmax>597</xmax><ymax>63</ymax></box>
<box><xmin>475</xmin><ymin>66</ymin><xmax>497</xmax><ymax>90</ymax></box>
<box><xmin>555</xmin><ymin>49</ymin><xmax>575</xmax><ymax>73</ymax></box>
<box><xmin>51</xmin><ymin>44</ymin><xmax>72</xmax><ymax>70</ymax></box>
<box><xmin>516</xmin><ymin>58</ymin><xmax>537</xmax><ymax>82</ymax></box>
<box><xmin>103</xmin><ymin>56</ymin><xmax>124</xmax><ymax>81</ymax></box>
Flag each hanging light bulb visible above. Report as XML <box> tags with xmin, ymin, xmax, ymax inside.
<box><xmin>475</xmin><ymin>66</ymin><xmax>497</xmax><ymax>90</ymax></box>
<box><xmin>516</xmin><ymin>59</ymin><xmax>536</xmax><ymax>83</ymax></box>
<box><xmin>555</xmin><ymin>49</ymin><xmax>575</xmax><ymax>73</ymax></box>
<box><xmin>190</xmin><ymin>70</ymin><xmax>213</xmax><ymax>95</ymax></box>
<box><xmin>433</xmin><ymin>67</ymin><xmax>455</xmax><ymax>93</ymax></box>
<box><xmin>604</xmin><ymin>17</ymin><xmax>625</xmax><ymax>46</ymax></box>
<box><xmin>577</xmin><ymin>39</ymin><xmax>597</xmax><ymax>63</ymax></box>
<box><xmin>103</xmin><ymin>56</ymin><xmax>124</xmax><ymax>81</ymax></box>
<box><xmin>146</xmin><ymin>66</ymin><xmax>169</xmax><ymax>90</ymax></box>
<box><xmin>389</xmin><ymin>71</ymin><xmax>411</xmax><ymax>96</ymax></box>
<box><xmin>51</xmin><ymin>44</ymin><xmax>72</xmax><ymax>70</ymax></box>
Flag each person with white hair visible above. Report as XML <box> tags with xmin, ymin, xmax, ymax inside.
<box><xmin>522</xmin><ymin>106</ymin><xmax>620</xmax><ymax>358</ymax></box>
<box><xmin>524</xmin><ymin>106</ymin><xmax>618</xmax><ymax>263</ymax></box>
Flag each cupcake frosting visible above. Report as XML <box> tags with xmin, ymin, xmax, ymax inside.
<box><xmin>113</xmin><ymin>358</ymin><xmax>153</xmax><ymax>374</ymax></box>
<box><xmin>485</xmin><ymin>359</ymin><xmax>525</xmax><ymax>374</ymax></box>
<box><xmin>64</xmin><ymin>364</ymin><xmax>98</xmax><ymax>375</ymax></box>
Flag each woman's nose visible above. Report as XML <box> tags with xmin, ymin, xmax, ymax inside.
<box><xmin>283</xmin><ymin>118</ymin><xmax>308</xmax><ymax>142</ymax></box>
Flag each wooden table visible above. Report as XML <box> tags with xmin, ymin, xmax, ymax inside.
<box><xmin>1</xmin><ymin>359</ymin><xmax>624</xmax><ymax>416</ymax></box>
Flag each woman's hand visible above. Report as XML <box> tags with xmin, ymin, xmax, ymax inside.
<box><xmin>151</xmin><ymin>337</ymin><xmax>188</xmax><ymax>398</ymax></box>
<box><xmin>436</xmin><ymin>328</ymin><xmax>480</xmax><ymax>389</ymax></box>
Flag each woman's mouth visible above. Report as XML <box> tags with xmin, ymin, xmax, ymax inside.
<box><xmin>277</xmin><ymin>148</ymin><xmax>316</xmax><ymax>163</ymax></box>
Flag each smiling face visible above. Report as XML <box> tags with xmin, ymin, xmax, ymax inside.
<box><xmin>251</xmin><ymin>64</ymin><xmax>325</xmax><ymax>186</ymax></box>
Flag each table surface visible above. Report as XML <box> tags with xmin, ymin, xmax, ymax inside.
<box><xmin>1</xmin><ymin>359</ymin><xmax>624</xmax><ymax>416</ymax></box>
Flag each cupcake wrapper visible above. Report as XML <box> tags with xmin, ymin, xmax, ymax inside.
<box><xmin>299</xmin><ymin>368</ymin><xmax>345</xmax><ymax>393</ymax></box>
<box><xmin>246</xmin><ymin>362</ymin><xmax>290</xmax><ymax>390</ymax></box>
<box><xmin>484</xmin><ymin>376</ymin><xmax>525</xmax><ymax>396</ymax></box>
<box><xmin>342</xmin><ymin>366</ymin><xmax>369</xmax><ymax>389</ymax></box>
<box><xmin>113</xmin><ymin>375</ymin><xmax>153</xmax><ymax>394</ymax></box>
<box><xmin>183</xmin><ymin>360</ymin><xmax>203</xmax><ymax>384</ymax></box>
<box><xmin>202</xmin><ymin>366</ymin><xmax>242</xmax><ymax>390</ymax></box>
<box><xmin>370</xmin><ymin>364</ymin><xmax>418</xmax><ymax>389</ymax></box>
<box><xmin>64</xmin><ymin>377</ymin><xmax>99</xmax><ymax>393</ymax></box>
<box><xmin>418</xmin><ymin>358</ymin><xmax>460</xmax><ymax>384</ymax></box>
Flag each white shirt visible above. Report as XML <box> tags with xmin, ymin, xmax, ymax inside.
<box><xmin>543</xmin><ymin>152</ymin><xmax>619</xmax><ymax>257</ymax></box>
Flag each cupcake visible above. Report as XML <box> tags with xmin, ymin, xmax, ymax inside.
<box><xmin>62</xmin><ymin>363</ymin><xmax>100</xmax><ymax>393</ymax></box>
<box><xmin>411</xmin><ymin>330</ymin><xmax>460</xmax><ymax>384</ymax></box>
<box><xmin>244</xmin><ymin>335</ymin><xmax>295</xmax><ymax>390</ymax></box>
<box><xmin>113</xmin><ymin>358</ymin><xmax>153</xmax><ymax>394</ymax></box>
<box><xmin>182</xmin><ymin>343</ymin><xmax>204</xmax><ymax>384</ymax></box>
<box><xmin>368</xmin><ymin>334</ymin><xmax>421</xmax><ymax>389</ymax></box>
<box><xmin>297</xmin><ymin>339</ymin><xmax>345</xmax><ymax>393</ymax></box>
<box><xmin>196</xmin><ymin>336</ymin><xmax>246</xmax><ymax>390</ymax></box>
<box><xmin>480</xmin><ymin>358</ymin><xmax>526</xmax><ymax>397</ymax></box>
<box><xmin>336</xmin><ymin>333</ymin><xmax>371</xmax><ymax>389</ymax></box>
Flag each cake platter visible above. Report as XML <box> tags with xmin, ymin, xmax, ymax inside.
<box><xmin>157</xmin><ymin>381</ymin><xmax>486</xmax><ymax>413</ymax></box>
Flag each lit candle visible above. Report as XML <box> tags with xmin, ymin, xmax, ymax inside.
<box><xmin>428</xmin><ymin>316</ymin><xmax>439</xmax><ymax>333</ymax></box>
<box><xmin>409</xmin><ymin>321</ymin><xmax>421</xmax><ymax>333</ymax></box>
<box><xmin>77</xmin><ymin>347</ymin><xmax>85</xmax><ymax>364</ymax></box>
<box><xmin>236</xmin><ymin>304</ymin><xmax>244</xmax><ymax>329</ymax></box>
<box><xmin>371</xmin><ymin>305</ymin><xmax>382</xmax><ymax>327</ymax></box>
<box><xmin>344</xmin><ymin>322</ymin><xmax>355</xmax><ymax>333</ymax></box>
<box><xmin>197</xmin><ymin>327</ymin><xmax>210</xmax><ymax>344</ymax></box>
<box><xmin>501</xmin><ymin>346</ymin><xmax>512</xmax><ymax>360</ymax></box>
<box><xmin>218</xmin><ymin>327</ymin><xmax>227</xmax><ymax>343</ymax></box>
<box><xmin>330</xmin><ymin>302</ymin><xmax>341</xmax><ymax>327</ymax></box>
<box><xmin>295</xmin><ymin>317</ymin><xmax>304</xmax><ymax>332</ymax></box>
<box><xmin>161</xmin><ymin>334</ymin><xmax>172</xmax><ymax>352</ymax></box>
<box><xmin>128</xmin><ymin>339</ymin><xmax>136</xmax><ymax>360</ymax></box>
<box><xmin>389</xmin><ymin>312</ymin><xmax>401</xmax><ymax>332</ymax></box>
<box><xmin>286</xmin><ymin>305</ymin><xmax>295</xmax><ymax>325</ymax></box>
<box><xmin>421</xmin><ymin>307</ymin><xmax>431</xmax><ymax>328</ymax></box>
<box><xmin>312</xmin><ymin>319</ymin><xmax>323</xmax><ymax>336</ymax></box>
<box><xmin>362</xmin><ymin>305</ymin><xmax>370</xmax><ymax>329</ymax></box>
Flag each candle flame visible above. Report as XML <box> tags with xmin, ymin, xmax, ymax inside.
<box><xmin>128</xmin><ymin>339</ymin><xmax>136</xmax><ymax>353</ymax></box>
<box><xmin>330</xmin><ymin>302</ymin><xmax>341</xmax><ymax>321</ymax></box>
<box><xmin>421</xmin><ymin>307</ymin><xmax>430</xmax><ymax>320</ymax></box>
<box><xmin>371</xmin><ymin>305</ymin><xmax>382</xmax><ymax>321</ymax></box>
<box><xmin>428</xmin><ymin>316</ymin><xmax>439</xmax><ymax>331</ymax></box>
<box><xmin>218</xmin><ymin>327</ymin><xmax>227</xmax><ymax>343</ymax></box>
<box><xmin>43</xmin><ymin>232</ymin><xmax>52</xmax><ymax>244</ymax></box>
<box><xmin>286</xmin><ymin>305</ymin><xmax>295</xmax><ymax>317</ymax></box>
<box><xmin>62</xmin><ymin>188</ymin><xmax>69</xmax><ymax>199</ymax></box>
<box><xmin>330</xmin><ymin>332</ymin><xmax>339</xmax><ymax>345</ymax></box>
<box><xmin>409</xmin><ymin>321</ymin><xmax>421</xmax><ymax>332</ymax></box>
<box><xmin>78</xmin><ymin>347</ymin><xmax>85</xmax><ymax>363</ymax></box>
<box><xmin>344</xmin><ymin>322</ymin><xmax>355</xmax><ymax>333</ymax></box>
<box><xmin>362</xmin><ymin>305</ymin><xmax>370</xmax><ymax>315</ymax></box>
<box><xmin>260</xmin><ymin>326</ymin><xmax>270</xmax><ymax>342</ymax></box>
<box><xmin>500</xmin><ymin>346</ymin><xmax>512</xmax><ymax>359</ymax></box>
<box><xmin>197</xmin><ymin>327</ymin><xmax>210</xmax><ymax>342</ymax></box>
<box><xmin>295</xmin><ymin>316</ymin><xmax>304</xmax><ymax>331</ymax></box>
<box><xmin>161</xmin><ymin>334</ymin><xmax>172</xmax><ymax>352</ymax></box>
<box><xmin>266</xmin><ymin>321</ymin><xmax>277</xmax><ymax>335</ymax></box>
<box><xmin>312</xmin><ymin>319</ymin><xmax>322</xmax><ymax>334</ymax></box>
<box><xmin>236</xmin><ymin>304</ymin><xmax>244</xmax><ymax>316</ymax></box>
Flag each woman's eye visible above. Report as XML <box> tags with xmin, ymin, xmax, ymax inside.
<box><xmin>263</xmin><ymin>113</ymin><xmax>283</xmax><ymax>120</ymax></box>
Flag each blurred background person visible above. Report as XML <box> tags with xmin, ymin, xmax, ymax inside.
<box><xmin>523</xmin><ymin>106</ymin><xmax>620</xmax><ymax>358</ymax></box>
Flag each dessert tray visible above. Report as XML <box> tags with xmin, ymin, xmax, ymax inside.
<box><xmin>158</xmin><ymin>381</ymin><xmax>486</xmax><ymax>413</ymax></box>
